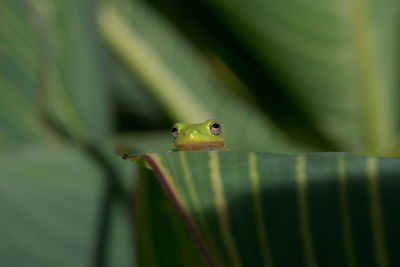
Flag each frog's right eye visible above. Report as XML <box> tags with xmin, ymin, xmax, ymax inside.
<box><xmin>209</xmin><ymin>121</ymin><xmax>221</xmax><ymax>135</ymax></box>
<box><xmin>171</xmin><ymin>125</ymin><xmax>178</xmax><ymax>139</ymax></box>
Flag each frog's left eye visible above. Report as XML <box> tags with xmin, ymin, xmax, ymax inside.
<box><xmin>171</xmin><ymin>125</ymin><xmax>178</xmax><ymax>139</ymax></box>
<box><xmin>210</xmin><ymin>121</ymin><xmax>221</xmax><ymax>135</ymax></box>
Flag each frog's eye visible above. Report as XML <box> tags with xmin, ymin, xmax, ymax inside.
<box><xmin>171</xmin><ymin>125</ymin><xmax>178</xmax><ymax>139</ymax></box>
<box><xmin>210</xmin><ymin>121</ymin><xmax>221</xmax><ymax>135</ymax></box>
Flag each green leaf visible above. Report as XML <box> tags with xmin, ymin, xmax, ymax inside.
<box><xmin>0</xmin><ymin>0</ymin><xmax>50</xmax><ymax>145</ymax></box>
<box><xmin>128</xmin><ymin>151</ymin><xmax>400</xmax><ymax>267</ymax></box>
<box><xmin>0</xmin><ymin>144</ymin><xmax>134</xmax><ymax>267</ymax></box>
<box><xmin>206</xmin><ymin>0</ymin><xmax>400</xmax><ymax>154</ymax></box>
<box><xmin>97</xmin><ymin>0</ymin><xmax>308</xmax><ymax>153</ymax></box>
<box><xmin>133</xmin><ymin>168</ymin><xmax>205</xmax><ymax>267</ymax></box>
<box><xmin>0</xmin><ymin>0</ymin><xmax>114</xmax><ymax>144</ymax></box>
<box><xmin>0</xmin><ymin>145</ymin><xmax>101</xmax><ymax>266</ymax></box>
<box><xmin>26</xmin><ymin>0</ymin><xmax>113</xmax><ymax>141</ymax></box>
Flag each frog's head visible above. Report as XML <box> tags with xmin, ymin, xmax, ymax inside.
<box><xmin>171</xmin><ymin>119</ymin><xmax>225</xmax><ymax>151</ymax></box>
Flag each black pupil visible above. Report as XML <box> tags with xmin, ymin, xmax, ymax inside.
<box><xmin>171</xmin><ymin>127</ymin><xmax>177</xmax><ymax>132</ymax></box>
<box><xmin>211</xmin><ymin>123</ymin><xmax>220</xmax><ymax>129</ymax></box>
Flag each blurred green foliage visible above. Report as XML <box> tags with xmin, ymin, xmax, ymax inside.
<box><xmin>1</xmin><ymin>0</ymin><xmax>399</xmax><ymax>265</ymax></box>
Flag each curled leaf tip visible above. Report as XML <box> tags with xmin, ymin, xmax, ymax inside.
<box><xmin>124</xmin><ymin>154</ymin><xmax>153</xmax><ymax>170</ymax></box>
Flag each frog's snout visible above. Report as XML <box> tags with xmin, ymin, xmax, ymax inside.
<box><xmin>185</xmin><ymin>130</ymin><xmax>198</xmax><ymax>139</ymax></box>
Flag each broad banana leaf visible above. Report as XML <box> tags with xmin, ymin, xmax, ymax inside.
<box><xmin>127</xmin><ymin>151</ymin><xmax>400</xmax><ymax>267</ymax></box>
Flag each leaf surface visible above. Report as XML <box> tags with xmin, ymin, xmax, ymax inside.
<box><xmin>97</xmin><ymin>0</ymin><xmax>307</xmax><ymax>152</ymax></box>
<box><xmin>32</xmin><ymin>0</ymin><xmax>113</xmax><ymax>141</ymax></box>
<box><xmin>0</xmin><ymin>0</ymin><xmax>49</xmax><ymax>145</ymax></box>
<box><xmin>128</xmin><ymin>151</ymin><xmax>400</xmax><ymax>267</ymax></box>
<box><xmin>0</xmin><ymin>145</ymin><xmax>134</xmax><ymax>267</ymax></box>
<box><xmin>133</xmin><ymin>168</ymin><xmax>205</xmax><ymax>267</ymax></box>
<box><xmin>207</xmin><ymin>0</ymin><xmax>400</xmax><ymax>153</ymax></box>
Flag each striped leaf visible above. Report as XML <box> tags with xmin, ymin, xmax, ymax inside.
<box><xmin>128</xmin><ymin>151</ymin><xmax>400</xmax><ymax>267</ymax></box>
<box><xmin>133</xmin><ymin>168</ymin><xmax>204</xmax><ymax>267</ymax></box>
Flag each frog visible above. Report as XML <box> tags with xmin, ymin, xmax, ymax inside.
<box><xmin>171</xmin><ymin>119</ymin><xmax>227</xmax><ymax>151</ymax></box>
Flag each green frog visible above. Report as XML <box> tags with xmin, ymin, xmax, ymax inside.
<box><xmin>171</xmin><ymin>119</ymin><xmax>226</xmax><ymax>151</ymax></box>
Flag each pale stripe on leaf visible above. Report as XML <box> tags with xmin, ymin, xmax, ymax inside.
<box><xmin>248</xmin><ymin>152</ymin><xmax>274</xmax><ymax>267</ymax></box>
<box><xmin>179</xmin><ymin>153</ymin><xmax>224</xmax><ymax>266</ymax></box>
<box><xmin>209</xmin><ymin>151</ymin><xmax>242</xmax><ymax>267</ymax></box>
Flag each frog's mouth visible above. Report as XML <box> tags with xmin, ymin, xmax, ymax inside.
<box><xmin>175</xmin><ymin>141</ymin><xmax>225</xmax><ymax>151</ymax></box>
